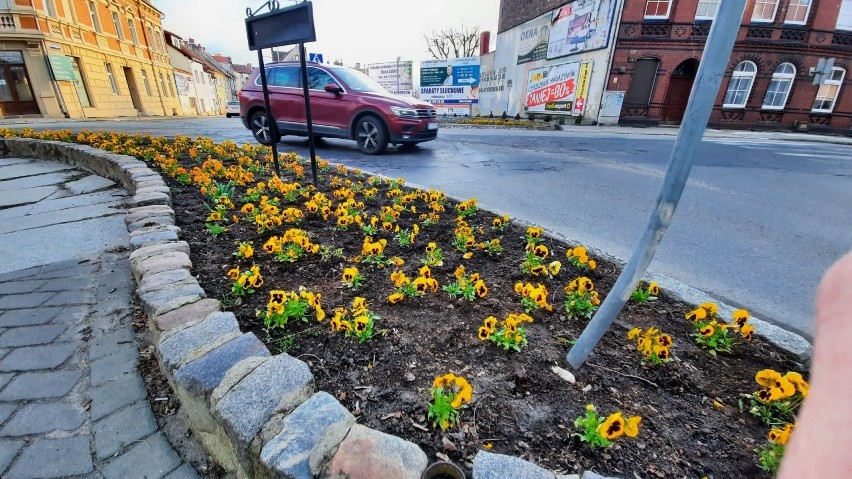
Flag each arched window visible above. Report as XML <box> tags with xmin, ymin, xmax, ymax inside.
<box><xmin>723</xmin><ymin>61</ymin><xmax>757</xmax><ymax>108</ymax></box>
<box><xmin>813</xmin><ymin>67</ymin><xmax>846</xmax><ymax>113</ymax></box>
<box><xmin>762</xmin><ymin>63</ymin><xmax>796</xmax><ymax>110</ymax></box>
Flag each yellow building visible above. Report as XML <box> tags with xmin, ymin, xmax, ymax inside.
<box><xmin>0</xmin><ymin>0</ymin><xmax>181</xmax><ymax>118</ymax></box>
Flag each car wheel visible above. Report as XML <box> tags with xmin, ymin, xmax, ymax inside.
<box><xmin>250</xmin><ymin>110</ymin><xmax>280</xmax><ymax>145</ymax></box>
<box><xmin>355</xmin><ymin>116</ymin><xmax>388</xmax><ymax>155</ymax></box>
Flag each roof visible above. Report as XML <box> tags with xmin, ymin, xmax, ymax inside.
<box><xmin>232</xmin><ymin>64</ymin><xmax>253</xmax><ymax>74</ymax></box>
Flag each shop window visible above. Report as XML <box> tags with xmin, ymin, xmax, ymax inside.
<box><xmin>723</xmin><ymin>61</ymin><xmax>757</xmax><ymax>108</ymax></box>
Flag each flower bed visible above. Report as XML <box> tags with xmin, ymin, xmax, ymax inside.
<box><xmin>3</xmin><ymin>128</ymin><xmax>807</xmax><ymax>478</ymax></box>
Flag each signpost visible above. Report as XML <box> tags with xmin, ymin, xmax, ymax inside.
<box><xmin>245</xmin><ymin>0</ymin><xmax>318</xmax><ymax>184</ymax></box>
<box><xmin>47</xmin><ymin>55</ymin><xmax>76</xmax><ymax>81</ymax></box>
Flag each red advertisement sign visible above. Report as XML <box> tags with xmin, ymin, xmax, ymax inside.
<box><xmin>526</xmin><ymin>78</ymin><xmax>576</xmax><ymax>108</ymax></box>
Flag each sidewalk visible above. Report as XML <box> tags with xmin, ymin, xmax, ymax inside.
<box><xmin>0</xmin><ymin>157</ymin><xmax>199</xmax><ymax>479</ymax></box>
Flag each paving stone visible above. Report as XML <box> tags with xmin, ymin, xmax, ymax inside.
<box><xmin>0</xmin><ymin>343</ymin><xmax>76</xmax><ymax>371</ymax></box>
<box><xmin>322</xmin><ymin>424</ymin><xmax>428</xmax><ymax>479</ymax></box>
<box><xmin>0</xmin><ymin>372</ymin><xmax>12</xmax><ymax>391</ymax></box>
<box><xmin>0</xmin><ymin>438</ymin><xmax>24</xmax><ymax>475</ymax></box>
<box><xmin>159</xmin><ymin>312</ymin><xmax>240</xmax><ymax>371</ymax></box>
<box><xmin>93</xmin><ymin>401</ymin><xmax>158</xmax><ymax>460</ymax></box>
<box><xmin>41</xmin><ymin>288</ymin><xmax>97</xmax><ymax>307</ymax></box>
<box><xmin>0</xmin><ymin>292</ymin><xmax>55</xmax><ymax>309</ymax></box>
<box><xmin>129</xmin><ymin>229</ymin><xmax>180</xmax><ymax>249</ymax></box>
<box><xmin>130</xmin><ymin>224</ymin><xmax>182</xmax><ymax>238</ymax></box>
<box><xmin>0</xmin><ymin>324</ymin><xmax>66</xmax><ymax>348</ymax></box>
<box><xmin>135</xmin><ymin>185</ymin><xmax>172</xmax><ymax>196</ymax></box>
<box><xmin>580</xmin><ymin>473</ymin><xmax>619</xmax><ymax>479</ymax></box>
<box><xmin>37</xmin><ymin>263</ymin><xmax>97</xmax><ymax>280</ymax></box>
<box><xmin>64</xmin><ymin>174</ymin><xmax>116</xmax><ymax>195</ymax></box>
<box><xmin>140</xmin><ymin>284</ymin><xmax>206</xmax><ymax>318</ymax></box>
<box><xmin>0</xmin><ymin>265</ymin><xmax>42</xmax><ymax>283</ymax></box>
<box><xmin>0</xmin><ymin>279</ymin><xmax>47</xmax><ymax>296</ymax></box>
<box><xmin>163</xmin><ymin>463</ymin><xmax>201</xmax><ymax>479</ymax></box>
<box><xmin>0</xmin><ymin>401</ymin><xmax>85</xmax><ymax>436</ymax></box>
<box><xmin>0</xmin><ymin>403</ymin><xmax>16</xmax><ymax>425</ymax></box>
<box><xmin>132</xmin><ymin>191</ymin><xmax>171</xmax><ymax>207</ymax></box>
<box><xmin>0</xmin><ymin>306</ymin><xmax>63</xmax><ymax>327</ymax></box>
<box><xmin>6</xmin><ymin>436</ymin><xmax>93</xmax><ymax>478</ymax></box>
<box><xmin>90</xmin><ymin>343</ymin><xmax>137</xmax><ymax>387</ymax></box>
<box><xmin>38</xmin><ymin>276</ymin><xmax>96</xmax><ymax>292</ymax></box>
<box><xmin>89</xmin><ymin>373</ymin><xmax>148</xmax><ymax>421</ymax></box>
<box><xmin>153</xmin><ymin>298</ymin><xmax>221</xmax><ymax>333</ymax></box>
<box><xmin>127</xmin><ymin>215</ymin><xmax>176</xmax><ymax>232</ymax></box>
<box><xmin>174</xmin><ymin>333</ymin><xmax>270</xmax><ymax>398</ymax></box>
<box><xmin>213</xmin><ymin>354</ymin><xmax>314</xmax><ymax>459</ymax></box>
<box><xmin>0</xmin><ymin>348</ymin><xmax>7</xmax><ymax>360</ymax></box>
<box><xmin>128</xmin><ymin>241</ymin><xmax>189</xmax><ymax>265</ymax></box>
<box><xmin>89</xmin><ymin>327</ymin><xmax>135</xmax><ymax>361</ymax></box>
<box><xmin>0</xmin><ymin>370</ymin><xmax>81</xmax><ymax>400</ymax></box>
<box><xmin>138</xmin><ymin>268</ymin><xmax>194</xmax><ymax>295</ymax></box>
<box><xmin>101</xmin><ymin>432</ymin><xmax>181</xmax><ymax>479</ymax></box>
<box><xmin>472</xmin><ymin>451</ymin><xmax>556</xmax><ymax>479</ymax></box>
<box><xmin>261</xmin><ymin>391</ymin><xmax>356</xmax><ymax>478</ymax></box>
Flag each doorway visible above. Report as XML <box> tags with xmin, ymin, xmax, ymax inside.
<box><xmin>122</xmin><ymin>67</ymin><xmax>143</xmax><ymax>113</ymax></box>
<box><xmin>0</xmin><ymin>62</ymin><xmax>40</xmax><ymax>116</ymax></box>
<box><xmin>662</xmin><ymin>59</ymin><xmax>699</xmax><ymax>124</ymax></box>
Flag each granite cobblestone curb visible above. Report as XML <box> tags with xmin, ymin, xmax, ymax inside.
<box><xmin>0</xmin><ymin>137</ymin><xmax>629</xmax><ymax>478</ymax></box>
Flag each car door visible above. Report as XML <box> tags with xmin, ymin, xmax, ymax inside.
<box><xmin>267</xmin><ymin>66</ymin><xmax>305</xmax><ymax>133</ymax></box>
<box><xmin>305</xmin><ymin>67</ymin><xmax>350</xmax><ymax>137</ymax></box>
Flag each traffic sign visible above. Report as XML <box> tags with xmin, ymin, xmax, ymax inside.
<box><xmin>308</xmin><ymin>52</ymin><xmax>323</xmax><ymax>63</ymax></box>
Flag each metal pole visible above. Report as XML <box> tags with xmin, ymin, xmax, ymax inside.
<box><xmin>566</xmin><ymin>0</ymin><xmax>747</xmax><ymax>369</ymax></box>
<box><xmin>298</xmin><ymin>42</ymin><xmax>319</xmax><ymax>186</ymax></box>
<box><xmin>256</xmin><ymin>49</ymin><xmax>281</xmax><ymax>177</ymax></box>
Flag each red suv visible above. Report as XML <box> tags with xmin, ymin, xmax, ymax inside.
<box><xmin>239</xmin><ymin>62</ymin><xmax>438</xmax><ymax>154</ymax></box>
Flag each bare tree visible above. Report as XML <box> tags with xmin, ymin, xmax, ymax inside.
<box><xmin>424</xmin><ymin>24</ymin><xmax>481</xmax><ymax>59</ymax></box>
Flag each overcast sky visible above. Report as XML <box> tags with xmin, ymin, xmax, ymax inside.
<box><xmin>151</xmin><ymin>0</ymin><xmax>500</xmax><ymax>68</ymax></box>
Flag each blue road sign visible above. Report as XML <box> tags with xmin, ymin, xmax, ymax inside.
<box><xmin>309</xmin><ymin>52</ymin><xmax>323</xmax><ymax>63</ymax></box>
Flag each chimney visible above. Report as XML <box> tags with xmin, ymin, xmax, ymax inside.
<box><xmin>188</xmin><ymin>38</ymin><xmax>195</xmax><ymax>44</ymax></box>
<box><xmin>480</xmin><ymin>31</ymin><xmax>491</xmax><ymax>56</ymax></box>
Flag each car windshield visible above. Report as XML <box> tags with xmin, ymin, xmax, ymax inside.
<box><xmin>330</xmin><ymin>68</ymin><xmax>387</xmax><ymax>93</ymax></box>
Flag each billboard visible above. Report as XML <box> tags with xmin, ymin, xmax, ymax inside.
<box><xmin>367</xmin><ymin>61</ymin><xmax>413</xmax><ymax>96</ymax></box>
<box><xmin>420</xmin><ymin>57</ymin><xmax>480</xmax><ymax>115</ymax></box>
<box><xmin>546</xmin><ymin>0</ymin><xmax>618</xmax><ymax>60</ymax></box>
<box><xmin>516</xmin><ymin>14</ymin><xmax>550</xmax><ymax>65</ymax></box>
<box><xmin>525</xmin><ymin>61</ymin><xmax>580</xmax><ymax>114</ymax></box>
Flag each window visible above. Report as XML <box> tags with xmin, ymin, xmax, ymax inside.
<box><xmin>644</xmin><ymin>0</ymin><xmax>671</xmax><ymax>19</ymax></box>
<box><xmin>140</xmin><ymin>69</ymin><xmax>152</xmax><ymax>96</ymax></box>
<box><xmin>127</xmin><ymin>17</ymin><xmax>138</xmax><ymax>44</ymax></box>
<box><xmin>146</xmin><ymin>25</ymin><xmax>155</xmax><ymax>51</ymax></box>
<box><xmin>71</xmin><ymin>57</ymin><xmax>92</xmax><ymax>107</ymax></box>
<box><xmin>695</xmin><ymin>0</ymin><xmax>719</xmax><ymax>20</ymax></box>
<box><xmin>158</xmin><ymin>72</ymin><xmax>168</xmax><ymax>96</ymax></box>
<box><xmin>307</xmin><ymin>67</ymin><xmax>339</xmax><ymax>90</ymax></box>
<box><xmin>838</xmin><ymin>0</ymin><xmax>852</xmax><ymax>30</ymax></box>
<box><xmin>154</xmin><ymin>29</ymin><xmax>164</xmax><ymax>53</ymax></box>
<box><xmin>812</xmin><ymin>67</ymin><xmax>846</xmax><ymax>113</ymax></box>
<box><xmin>105</xmin><ymin>63</ymin><xmax>118</xmax><ymax>95</ymax></box>
<box><xmin>762</xmin><ymin>63</ymin><xmax>796</xmax><ymax>109</ymax></box>
<box><xmin>784</xmin><ymin>0</ymin><xmax>811</xmax><ymax>24</ymax></box>
<box><xmin>111</xmin><ymin>12</ymin><xmax>124</xmax><ymax>40</ymax></box>
<box><xmin>167</xmin><ymin>76</ymin><xmax>175</xmax><ymax>97</ymax></box>
<box><xmin>87</xmin><ymin>1</ymin><xmax>101</xmax><ymax>32</ymax></box>
<box><xmin>624</xmin><ymin>58</ymin><xmax>660</xmax><ymax>106</ymax></box>
<box><xmin>751</xmin><ymin>0</ymin><xmax>779</xmax><ymax>22</ymax></box>
<box><xmin>261</xmin><ymin>66</ymin><xmax>301</xmax><ymax>88</ymax></box>
<box><xmin>45</xmin><ymin>0</ymin><xmax>56</xmax><ymax>18</ymax></box>
<box><xmin>723</xmin><ymin>61</ymin><xmax>757</xmax><ymax>108</ymax></box>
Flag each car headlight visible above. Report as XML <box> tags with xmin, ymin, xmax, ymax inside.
<box><xmin>390</xmin><ymin>106</ymin><xmax>418</xmax><ymax>118</ymax></box>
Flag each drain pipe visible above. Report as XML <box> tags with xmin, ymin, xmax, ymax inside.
<box><xmin>137</xmin><ymin>3</ymin><xmax>168</xmax><ymax>116</ymax></box>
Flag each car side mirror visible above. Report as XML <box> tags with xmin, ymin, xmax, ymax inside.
<box><xmin>324</xmin><ymin>84</ymin><xmax>342</xmax><ymax>95</ymax></box>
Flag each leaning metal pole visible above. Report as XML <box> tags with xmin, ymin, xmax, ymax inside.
<box><xmin>566</xmin><ymin>0</ymin><xmax>747</xmax><ymax>369</ymax></box>
<box><xmin>256</xmin><ymin>48</ymin><xmax>281</xmax><ymax>177</ymax></box>
<box><xmin>298</xmin><ymin>42</ymin><xmax>319</xmax><ymax>187</ymax></box>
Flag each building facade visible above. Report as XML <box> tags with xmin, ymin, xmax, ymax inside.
<box><xmin>610</xmin><ymin>0</ymin><xmax>851</xmax><ymax>133</ymax></box>
<box><xmin>0</xmin><ymin>0</ymin><xmax>182</xmax><ymax>118</ymax></box>
<box><xmin>480</xmin><ymin>0</ymin><xmax>624</xmax><ymax>123</ymax></box>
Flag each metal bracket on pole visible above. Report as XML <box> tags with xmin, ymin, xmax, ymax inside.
<box><xmin>566</xmin><ymin>0</ymin><xmax>747</xmax><ymax>369</ymax></box>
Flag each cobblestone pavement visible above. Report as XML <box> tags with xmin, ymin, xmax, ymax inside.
<box><xmin>0</xmin><ymin>157</ymin><xmax>197</xmax><ymax>478</ymax></box>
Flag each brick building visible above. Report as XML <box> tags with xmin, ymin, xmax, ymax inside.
<box><xmin>0</xmin><ymin>0</ymin><xmax>181</xmax><ymax>118</ymax></box>
<box><xmin>610</xmin><ymin>0</ymin><xmax>851</xmax><ymax>133</ymax></box>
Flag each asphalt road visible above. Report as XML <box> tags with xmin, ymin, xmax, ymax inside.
<box><xmin>19</xmin><ymin>117</ymin><xmax>852</xmax><ymax>339</ymax></box>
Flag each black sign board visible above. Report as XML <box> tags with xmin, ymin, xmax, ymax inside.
<box><xmin>245</xmin><ymin>1</ymin><xmax>318</xmax><ymax>184</ymax></box>
<box><xmin>245</xmin><ymin>2</ymin><xmax>316</xmax><ymax>51</ymax></box>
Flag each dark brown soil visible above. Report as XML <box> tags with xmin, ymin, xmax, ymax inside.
<box><xmin>35</xmin><ymin>130</ymin><xmax>802</xmax><ymax>479</ymax></box>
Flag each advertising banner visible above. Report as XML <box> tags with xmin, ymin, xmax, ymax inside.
<box><xmin>574</xmin><ymin>61</ymin><xmax>592</xmax><ymax>115</ymax></box>
<box><xmin>516</xmin><ymin>13</ymin><xmax>550</xmax><ymax>65</ymax></box>
<box><xmin>47</xmin><ymin>55</ymin><xmax>76</xmax><ymax>81</ymax></box>
<box><xmin>420</xmin><ymin>57</ymin><xmax>480</xmax><ymax>115</ymax></box>
<box><xmin>546</xmin><ymin>0</ymin><xmax>618</xmax><ymax>60</ymax></box>
<box><xmin>367</xmin><ymin>61</ymin><xmax>413</xmax><ymax>96</ymax></box>
<box><xmin>174</xmin><ymin>73</ymin><xmax>187</xmax><ymax>96</ymax></box>
<box><xmin>525</xmin><ymin>61</ymin><xmax>580</xmax><ymax>114</ymax></box>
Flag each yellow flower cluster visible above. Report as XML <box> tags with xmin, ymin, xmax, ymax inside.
<box><xmin>329</xmin><ymin>297</ymin><xmax>373</xmax><ymax>337</ymax></box>
<box><xmin>491</xmin><ymin>214</ymin><xmax>511</xmax><ymax>230</ymax></box>
<box><xmin>388</xmin><ymin>266</ymin><xmax>439</xmax><ymax>303</ymax></box>
<box><xmin>234</xmin><ymin>242</ymin><xmax>254</xmax><ymax>259</ymax></box>
<box><xmin>478</xmin><ymin>313</ymin><xmax>532</xmax><ymax>341</ymax></box>
<box><xmin>453</xmin><ymin>218</ymin><xmax>476</xmax><ymax>252</ymax></box>
<box><xmin>227</xmin><ymin>265</ymin><xmax>263</xmax><ymax>295</ymax></box>
<box><xmin>565</xmin><ymin>277</ymin><xmax>601</xmax><ymax>304</ymax></box>
<box><xmin>456</xmin><ymin>197</ymin><xmax>477</xmax><ymax>216</ymax></box>
<box><xmin>768</xmin><ymin>423</ymin><xmax>794</xmax><ymax>445</ymax></box>
<box><xmin>262</xmin><ymin>229</ymin><xmax>319</xmax><ymax>262</ymax></box>
<box><xmin>361</xmin><ymin>237</ymin><xmax>387</xmax><ymax>258</ymax></box>
<box><xmin>514</xmin><ymin>282</ymin><xmax>554</xmax><ymax>312</ymax></box>
<box><xmin>685</xmin><ymin>304</ymin><xmax>755</xmax><ymax>341</ymax></box>
<box><xmin>433</xmin><ymin>373</ymin><xmax>473</xmax><ymax>408</ymax></box>
<box><xmin>627</xmin><ymin>327</ymin><xmax>673</xmax><ymax>363</ymax></box>
<box><xmin>264</xmin><ymin>288</ymin><xmax>325</xmax><ymax>325</ymax></box>
<box><xmin>755</xmin><ymin>369</ymin><xmax>809</xmax><ymax>401</ymax></box>
<box><xmin>566</xmin><ymin>246</ymin><xmax>597</xmax><ymax>270</ymax></box>
<box><xmin>597</xmin><ymin>410</ymin><xmax>642</xmax><ymax>440</ymax></box>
